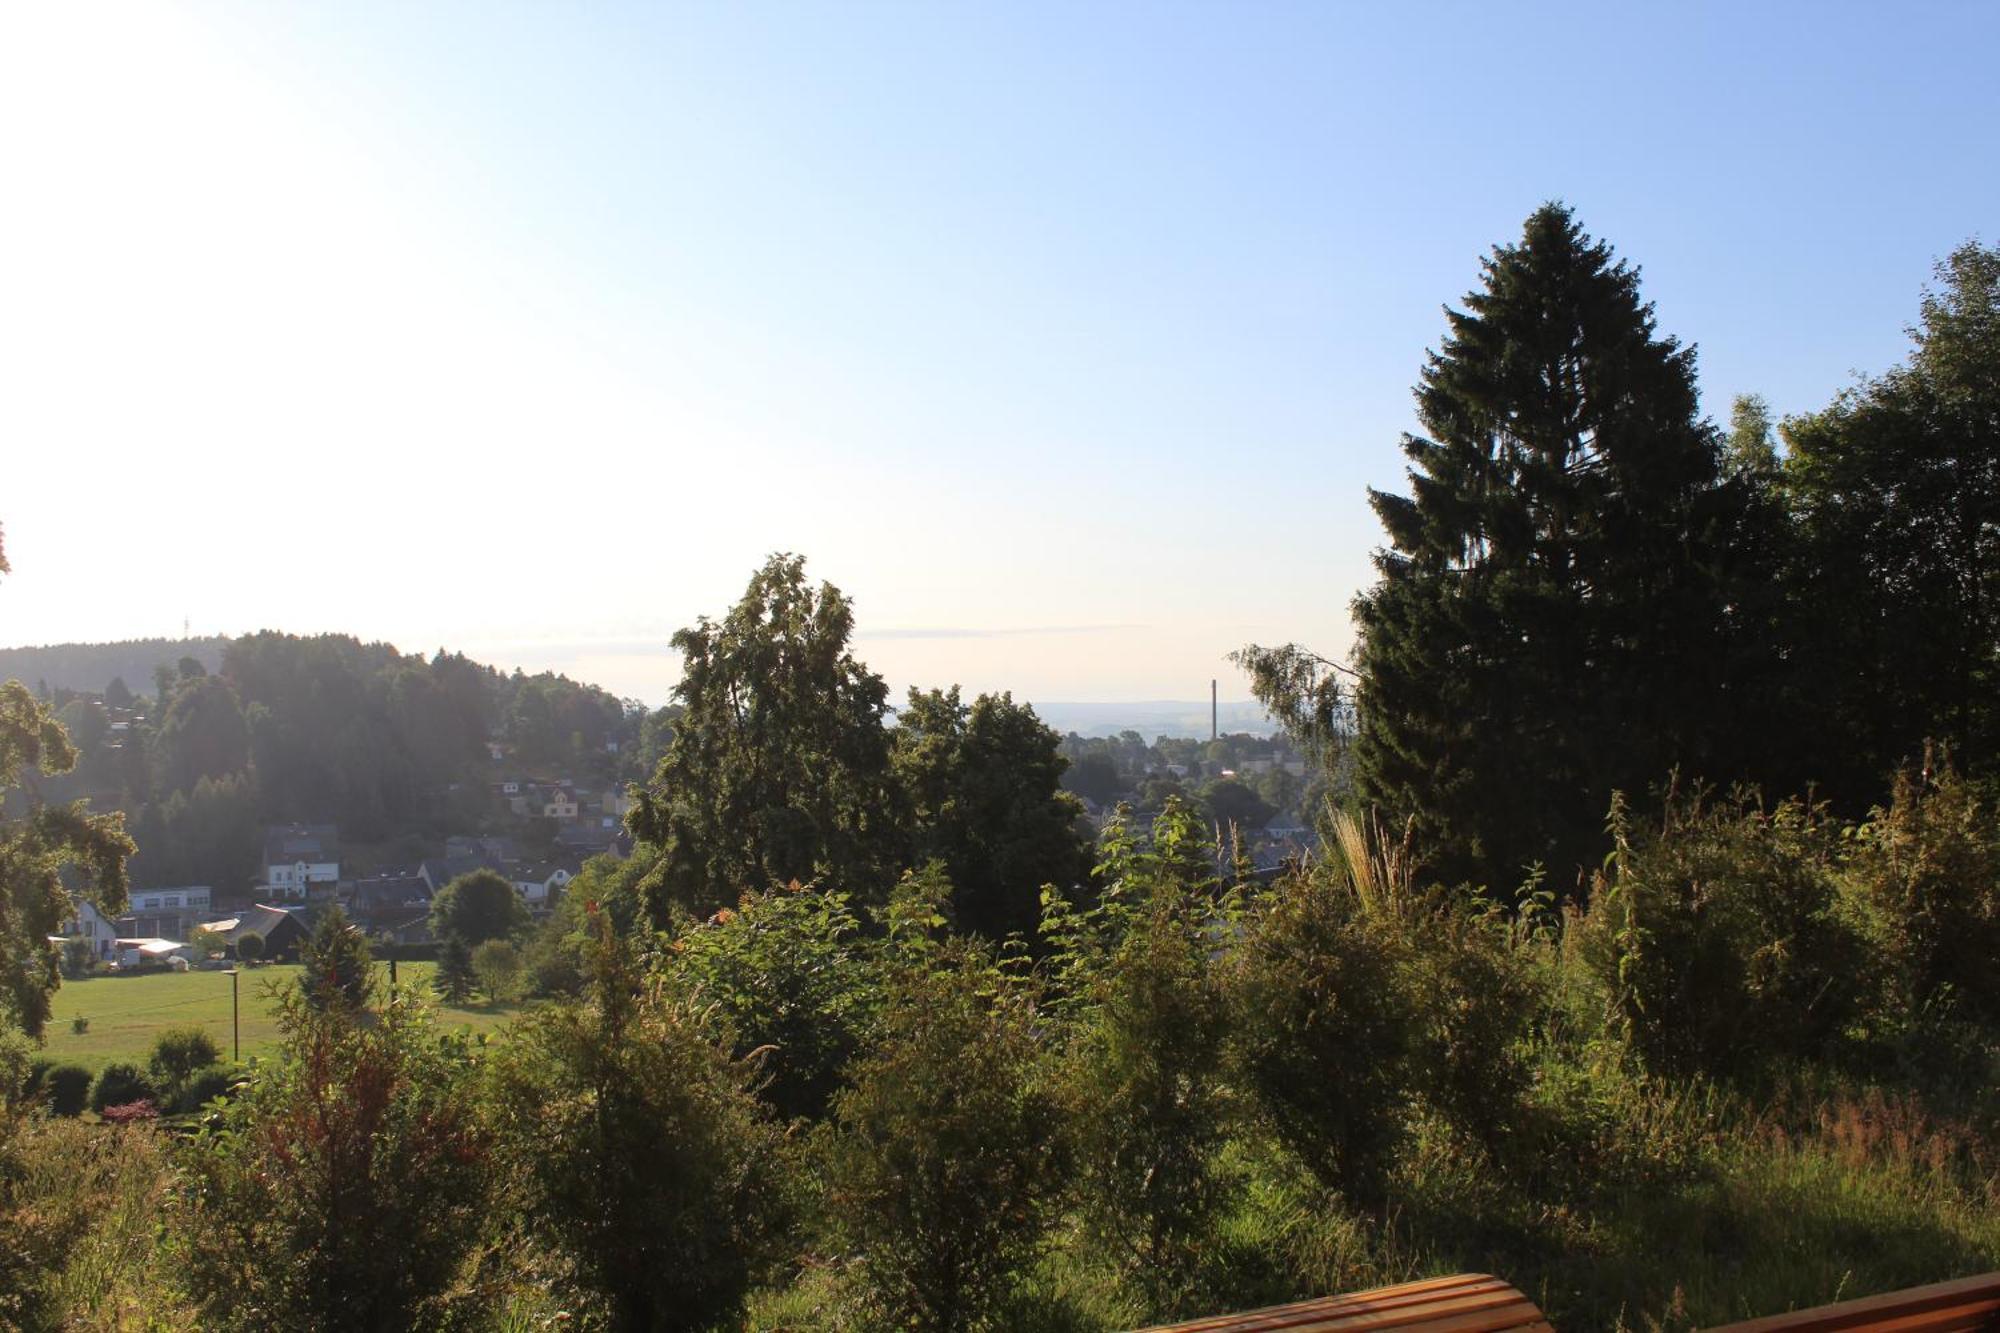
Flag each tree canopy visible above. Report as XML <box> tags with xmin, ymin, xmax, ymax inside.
<box><xmin>893</xmin><ymin>687</ymin><xmax>1090</xmax><ymax>940</ymax></box>
<box><xmin>431</xmin><ymin>869</ymin><xmax>531</xmax><ymax>949</ymax></box>
<box><xmin>1352</xmin><ymin>203</ymin><xmax>1749</xmax><ymax>892</ymax></box>
<box><xmin>0</xmin><ymin>680</ymin><xmax>133</xmax><ymax>1037</ymax></box>
<box><xmin>1783</xmin><ymin>240</ymin><xmax>2000</xmax><ymax>798</ymax></box>
<box><xmin>629</xmin><ymin>554</ymin><xmax>902</xmax><ymax>920</ymax></box>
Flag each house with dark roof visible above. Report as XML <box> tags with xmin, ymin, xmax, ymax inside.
<box><xmin>348</xmin><ymin>871</ymin><xmax>433</xmax><ymax>926</ymax></box>
<box><xmin>445</xmin><ymin>834</ymin><xmax>520</xmax><ymax>866</ymax></box>
<box><xmin>417</xmin><ymin>852</ymin><xmax>509</xmax><ymax>894</ymax></box>
<box><xmin>200</xmin><ymin>904</ymin><xmax>309</xmax><ymax>962</ymax></box>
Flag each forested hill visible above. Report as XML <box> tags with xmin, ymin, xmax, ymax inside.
<box><xmin>0</xmin><ymin>637</ymin><xmax>229</xmax><ymax>697</ymax></box>
<box><xmin>14</xmin><ymin>631</ymin><xmax>674</xmax><ymax>891</ymax></box>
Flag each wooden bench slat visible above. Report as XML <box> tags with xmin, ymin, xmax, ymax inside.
<box><xmin>1133</xmin><ymin>1274</ymin><xmax>1546</xmax><ymax>1333</ymax></box>
<box><xmin>1151</xmin><ymin>1274</ymin><xmax>1505</xmax><ymax>1332</ymax></box>
<box><xmin>1165</xmin><ymin>1281</ymin><xmax>1518</xmax><ymax>1333</ymax></box>
<box><xmin>1701</xmin><ymin>1271</ymin><xmax>2000</xmax><ymax>1333</ymax></box>
<box><xmin>1138</xmin><ymin>1276</ymin><xmax>1505</xmax><ymax>1333</ymax></box>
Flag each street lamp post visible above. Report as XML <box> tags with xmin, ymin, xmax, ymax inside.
<box><xmin>222</xmin><ymin>967</ymin><xmax>240</xmax><ymax>1062</ymax></box>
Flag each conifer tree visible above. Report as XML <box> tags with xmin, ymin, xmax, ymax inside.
<box><xmin>434</xmin><ymin>935</ymin><xmax>474</xmax><ymax>1006</ymax></box>
<box><xmin>299</xmin><ymin>907</ymin><xmax>373</xmax><ymax>1013</ymax></box>
<box><xmin>1354</xmin><ymin>204</ymin><xmax>1744</xmax><ymax>892</ymax></box>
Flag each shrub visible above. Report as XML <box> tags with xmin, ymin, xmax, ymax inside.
<box><xmin>1840</xmin><ymin>763</ymin><xmax>2000</xmax><ymax>1039</ymax></box>
<box><xmin>169</xmin><ymin>987</ymin><xmax>491</xmax><ymax>1331</ymax></box>
<box><xmin>488</xmin><ymin>921</ymin><xmax>784</xmax><ymax>1332</ymax></box>
<box><xmin>59</xmin><ymin>937</ymin><xmax>95</xmax><ymax>979</ymax></box>
<box><xmin>0</xmin><ymin>1106</ymin><xmax>176</xmax><ymax>1328</ymax></box>
<box><xmin>1226</xmin><ymin>862</ymin><xmax>1415</xmax><ymax>1209</ymax></box>
<box><xmin>1579</xmin><ymin>791</ymin><xmax>1864</xmax><ymax>1082</ymax></box>
<box><xmin>471</xmin><ymin>938</ymin><xmax>524</xmax><ymax>1002</ymax></box>
<box><xmin>1045</xmin><ymin>801</ymin><xmax>1237</xmax><ymax>1316</ymax></box>
<box><xmin>521</xmin><ymin>909</ymin><xmax>586</xmax><ymax>999</ymax></box>
<box><xmin>169</xmin><ymin>1065</ymin><xmax>236</xmax><ymax>1115</ymax></box>
<box><xmin>234</xmin><ymin>931</ymin><xmax>265</xmax><ymax>964</ymax></box>
<box><xmin>43</xmin><ymin>1065</ymin><xmax>91</xmax><ymax>1118</ymax></box>
<box><xmin>90</xmin><ymin>1063</ymin><xmax>158</xmax><ymax>1115</ymax></box>
<box><xmin>668</xmin><ymin>879</ymin><xmax>877</xmax><ymax>1122</ymax></box>
<box><xmin>821</xmin><ymin>880</ymin><xmax>1066</xmax><ymax>1332</ymax></box>
<box><xmin>149</xmin><ymin>1024</ymin><xmax>222</xmax><ymax>1090</ymax></box>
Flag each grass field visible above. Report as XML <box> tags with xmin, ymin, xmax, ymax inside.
<box><xmin>39</xmin><ymin>963</ymin><xmax>523</xmax><ymax>1072</ymax></box>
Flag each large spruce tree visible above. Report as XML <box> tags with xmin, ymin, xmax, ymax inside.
<box><xmin>1354</xmin><ymin>204</ymin><xmax>1746</xmax><ymax>893</ymax></box>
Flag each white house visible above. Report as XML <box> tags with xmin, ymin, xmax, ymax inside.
<box><xmin>263</xmin><ymin>825</ymin><xmax>340</xmax><ymax>902</ymax></box>
<box><xmin>512</xmin><ymin>865</ymin><xmax>574</xmax><ymax>908</ymax></box>
<box><xmin>62</xmin><ymin>898</ymin><xmax>121</xmax><ymax>960</ymax></box>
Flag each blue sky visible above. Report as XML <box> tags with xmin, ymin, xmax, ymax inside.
<box><xmin>2</xmin><ymin>2</ymin><xmax>1994</xmax><ymax>704</ymax></box>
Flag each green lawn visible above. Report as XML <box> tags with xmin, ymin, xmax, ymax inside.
<box><xmin>39</xmin><ymin>963</ymin><xmax>522</xmax><ymax>1073</ymax></box>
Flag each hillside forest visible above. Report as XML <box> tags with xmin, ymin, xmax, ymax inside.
<box><xmin>2</xmin><ymin>206</ymin><xmax>1999</xmax><ymax>1331</ymax></box>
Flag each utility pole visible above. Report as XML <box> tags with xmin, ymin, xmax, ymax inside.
<box><xmin>1211</xmin><ymin>679</ymin><xmax>1218</xmax><ymax>741</ymax></box>
<box><xmin>223</xmin><ymin>967</ymin><xmax>240</xmax><ymax>1061</ymax></box>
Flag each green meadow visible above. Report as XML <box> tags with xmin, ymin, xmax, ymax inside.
<box><xmin>39</xmin><ymin>963</ymin><xmax>521</xmax><ymax>1073</ymax></box>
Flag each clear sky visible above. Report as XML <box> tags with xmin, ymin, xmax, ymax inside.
<box><xmin>3</xmin><ymin>2</ymin><xmax>1995</xmax><ymax>705</ymax></box>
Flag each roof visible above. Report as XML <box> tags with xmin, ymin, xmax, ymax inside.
<box><xmin>200</xmin><ymin>903</ymin><xmax>306</xmax><ymax>944</ymax></box>
<box><xmin>115</xmin><ymin>938</ymin><xmax>188</xmax><ymax>957</ymax></box>
<box><xmin>263</xmin><ymin>823</ymin><xmax>340</xmax><ymax>864</ymax></box>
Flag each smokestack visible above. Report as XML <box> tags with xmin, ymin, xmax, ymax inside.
<box><xmin>1211</xmin><ymin>679</ymin><xmax>1218</xmax><ymax>741</ymax></box>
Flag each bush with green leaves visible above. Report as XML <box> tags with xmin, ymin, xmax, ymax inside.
<box><xmin>0</xmin><ymin>1106</ymin><xmax>173</xmax><ymax>1328</ymax></box>
<box><xmin>1580</xmin><ymin>791</ymin><xmax>1865</xmax><ymax>1082</ymax></box>
<box><xmin>42</xmin><ymin>1065</ymin><xmax>91</xmax><ymax>1118</ymax></box>
<box><xmin>18</xmin><ymin>1057</ymin><xmax>53</xmax><ymax>1102</ymax></box>
<box><xmin>1839</xmin><ymin>763</ymin><xmax>2000</xmax><ymax>1041</ymax></box>
<box><xmin>1042</xmin><ymin>800</ymin><xmax>1238</xmax><ymax>1317</ymax></box>
<box><xmin>471</xmin><ymin>938</ymin><xmax>524</xmax><ymax>1002</ymax></box>
<box><xmin>521</xmin><ymin>905</ymin><xmax>587</xmax><ymax>999</ymax></box>
<box><xmin>169</xmin><ymin>1065</ymin><xmax>236</xmax><ymax>1115</ymax></box>
<box><xmin>169</xmin><ymin>986</ymin><xmax>491</xmax><ymax>1331</ymax></box>
<box><xmin>233</xmin><ymin>930</ymin><xmax>264</xmax><ymax>964</ymax></box>
<box><xmin>149</xmin><ymin>1024</ymin><xmax>221</xmax><ymax>1091</ymax></box>
<box><xmin>668</xmin><ymin>879</ymin><xmax>878</xmax><ymax>1122</ymax></box>
<box><xmin>89</xmin><ymin>1063</ymin><xmax>158</xmax><ymax>1115</ymax></box>
<box><xmin>820</xmin><ymin>873</ymin><xmax>1066</xmax><ymax>1332</ymax></box>
<box><xmin>487</xmin><ymin>920</ymin><xmax>784</xmax><ymax>1332</ymax></box>
<box><xmin>59</xmin><ymin>937</ymin><xmax>95</xmax><ymax>980</ymax></box>
<box><xmin>1225</xmin><ymin>860</ymin><xmax>1416</xmax><ymax>1210</ymax></box>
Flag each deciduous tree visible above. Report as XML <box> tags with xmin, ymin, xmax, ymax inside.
<box><xmin>0</xmin><ymin>680</ymin><xmax>132</xmax><ymax>1037</ymax></box>
<box><xmin>893</xmin><ymin>687</ymin><xmax>1090</xmax><ymax>941</ymax></box>
<box><xmin>1784</xmin><ymin>241</ymin><xmax>2000</xmax><ymax>797</ymax></box>
<box><xmin>429</xmin><ymin>868</ymin><xmax>529</xmax><ymax>949</ymax></box>
<box><xmin>629</xmin><ymin>554</ymin><xmax>901</xmax><ymax>920</ymax></box>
